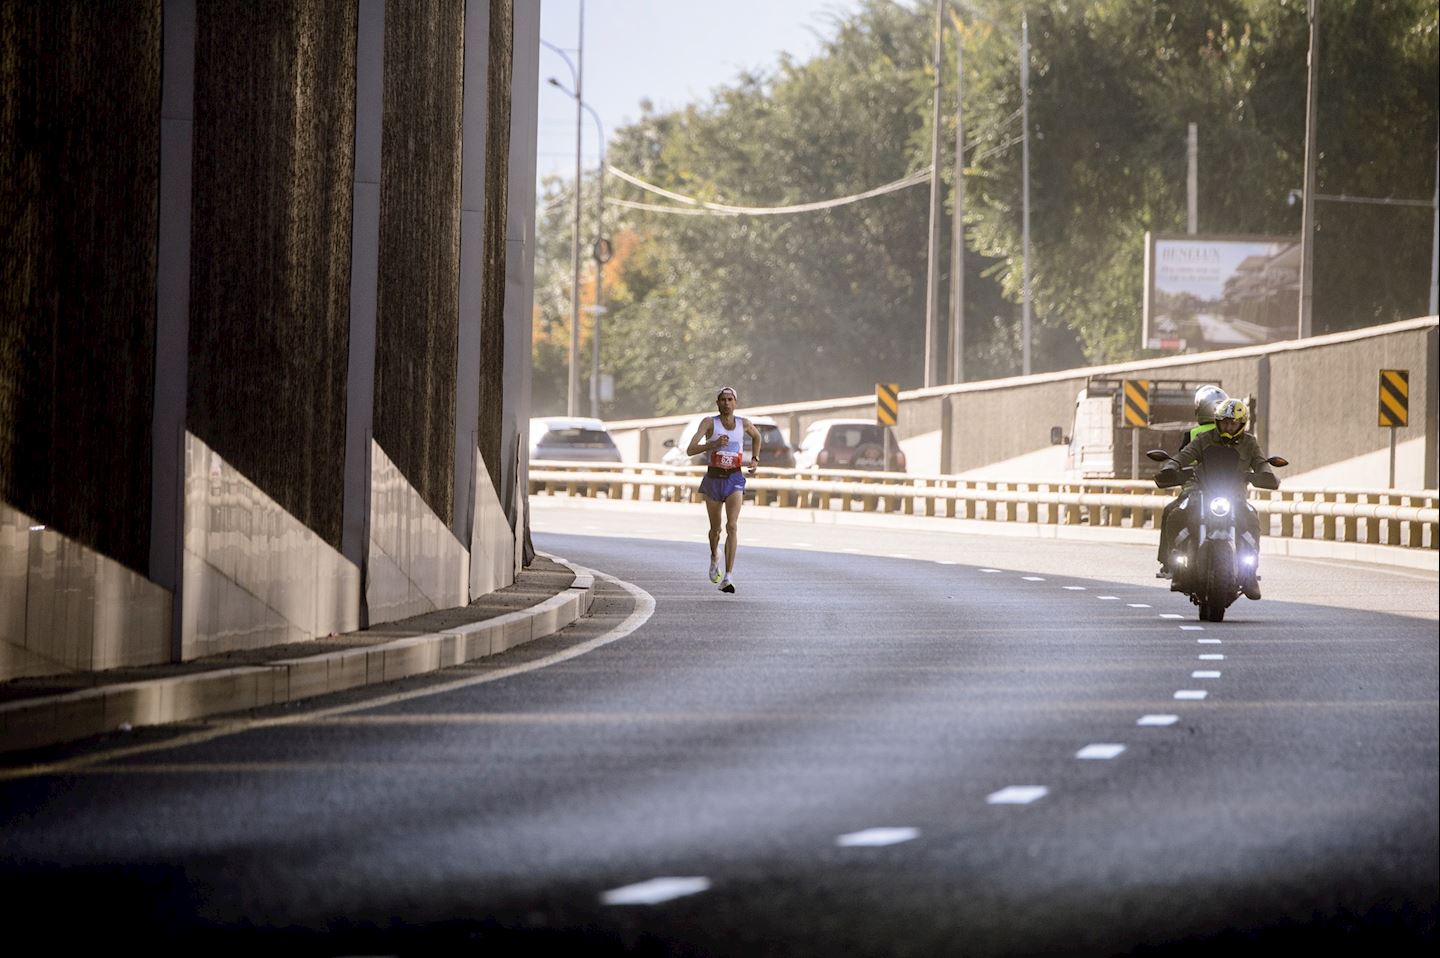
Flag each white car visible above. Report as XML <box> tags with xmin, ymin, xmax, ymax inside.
<box><xmin>528</xmin><ymin>417</ymin><xmax>622</xmax><ymax>463</ymax></box>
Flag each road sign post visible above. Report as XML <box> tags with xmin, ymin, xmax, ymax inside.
<box><xmin>1122</xmin><ymin>379</ymin><xmax>1151</xmax><ymax>479</ymax></box>
<box><xmin>876</xmin><ymin>383</ymin><xmax>898</xmax><ymax>471</ymax></box>
<box><xmin>1379</xmin><ymin>369</ymin><xmax>1409</xmax><ymax>488</ymax></box>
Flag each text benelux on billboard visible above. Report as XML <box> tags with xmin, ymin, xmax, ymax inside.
<box><xmin>1159</xmin><ymin>245</ymin><xmax>1220</xmax><ymax>263</ymax></box>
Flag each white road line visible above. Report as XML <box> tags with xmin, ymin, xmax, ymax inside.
<box><xmin>1192</xmin><ymin>670</ymin><xmax>1222</xmax><ymax>678</ymax></box>
<box><xmin>1197</xmin><ymin>638</ymin><xmax>1222</xmax><ymax>644</ymax></box>
<box><xmin>987</xmin><ymin>786</ymin><xmax>1048</xmax><ymax>805</ymax></box>
<box><xmin>836</xmin><ymin>827</ymin><xmax>920</xmax><ymax>847</ymax></box>
<box><xmin>602</xmin><ymin>877</ymin><xmax>711</xmax><ymax>906</ymax></box>
<box><xmin>1076</xmin><ymin>744</ymin><xmax>1126</xmax><ymax>760</ymax></box>
<box><xmin>1097</xmin><ymin>595</ymin><xmax>1119</xmax><ymax>600</ymax></box>
<box><xmin>1022</xmin><ymin>576</ymin><xmax>1046</xmax><ymax>581</ymax></box>
<box><xmin>1137</xmin><ymin>714</ymin><xmax>1180</xmax><ymax>726</ymax></box>
<box><xmin>887</xmin><ymin>553</ymin><xmax>912</xmax><ymax>559</ymax></box>
<box><xmin>1159</xmin><ymin>613</ymin><xmax>1184</xmax><ymax>619</ymax></box>
<box><xmin>936</xmin><ymin>560</ymin><xmax>959</xmax><ymax>565</ymax></box>
<box><xmin>1180</xmin><ymin>625</ymin><xmax>1205</xmax><ymax>631</ymax></box>
<box><xmin>1127</xmin><ymin>603</ymin><xmax>1152</xmax><ymax>608</ymax></box>
<box><xmin>980</xmin><ymin>568</ymin><xmax>1001</xmax><ymax>573</ymax></box>
<box><xmin>1198</xmin><ymin>654</ymin><xmax>1225</xmax><ymax>660</ymax></box>
<box><xmin>1174</xmin><ymin>690</ymin><xmax>1208</xmax><ymax>700</ymax></box>
<box><xmin>1063</xmin><ymin>586</ymin><xmax>1086</xmax><ymax>591</ymax></box>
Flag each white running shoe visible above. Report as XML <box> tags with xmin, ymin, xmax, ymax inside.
<box><xmin>719</xmin><ymin>574</ymin><xmax>735</xmax><ymax>594</ymax></box>
<box><xmin>709</xmin><ymin>560</ymin><xmax>721</xmax><ymax>584</ymax></box>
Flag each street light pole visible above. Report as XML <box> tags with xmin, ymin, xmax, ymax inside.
<box><xmin>569</xmin><ymin>1</ymin><xmax>585</xmax><ymax>415</ymax></box>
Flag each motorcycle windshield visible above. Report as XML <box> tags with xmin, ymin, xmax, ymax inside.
<box><xmin>1194</xmin><ymin>444</ymin><xmax>1244</xmax><ymax>499</ymax></box>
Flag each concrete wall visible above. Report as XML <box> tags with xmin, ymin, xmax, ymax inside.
<box><xmin>0</xmin><ymin>0</ymin><xmax>540</xmax><ymax>680</ymax></box>
<box><xmin>609</xmin><ymin>317</ymin><xmax>1438</xmax><ymax>491</ymax></box>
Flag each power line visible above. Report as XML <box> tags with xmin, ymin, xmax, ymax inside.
<box><xmin>606</xmin><ymin>165</ymin><xmax>934</xmax><ymax>216</ymax></box>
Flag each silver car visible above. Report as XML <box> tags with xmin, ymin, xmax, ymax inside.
<box><xmin>528</xmin><ymin>417</ymin><xmax>622</xmax><ymax>463</ymax></box>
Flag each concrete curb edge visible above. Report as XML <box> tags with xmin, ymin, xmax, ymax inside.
<box><xmin>0</xmin><ymin>558</ymin><xmax>598</xmax><ymax>754</ymax></box>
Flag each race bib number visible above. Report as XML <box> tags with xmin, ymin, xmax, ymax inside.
<box><xmin>710</xmin><ymin>449</ymin><xmax>742</xmax><ymax>470</ymax></box>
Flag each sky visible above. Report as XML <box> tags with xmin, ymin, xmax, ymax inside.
<box><xmin>535</xmin><ymin>0</ymin><xmax>866</xmax><ymax>186</ymax></box>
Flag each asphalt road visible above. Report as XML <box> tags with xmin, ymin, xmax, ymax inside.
<box><xmin>2</xmin><ymin>499</ymin><xmax>1435</xmax><ymax>955</ymax></box>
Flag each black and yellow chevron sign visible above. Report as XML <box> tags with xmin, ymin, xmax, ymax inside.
<box><xmin>1378</xmin><ymin>369</ymin><xmax>1409</xmax><ymax>427</ymax></box>
<box><xmin>1122</xmin><ymin>379</ymin><xmax>1150</xmax><ymax>428</ymax></box>
<box><xmin>875</xmin><ymin>383</ymin><xmax>899</xmax><ymax>426</ymax></box>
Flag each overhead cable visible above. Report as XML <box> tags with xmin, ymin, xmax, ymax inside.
<box><xmin>606</xmin><ymin>164</ymin><xmax>933</xmax><ymax>216</ymax></box>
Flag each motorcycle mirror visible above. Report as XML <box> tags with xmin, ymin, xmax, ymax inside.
<box><xmin>1145</xmin><ymin>449</ymin><xmax>1172</xmax><ymax>462</ymax></box>
<box><xmin>1267</xmin><ymin>456</ymin><xmax>1289</xmax><ymax>468</ymax></box>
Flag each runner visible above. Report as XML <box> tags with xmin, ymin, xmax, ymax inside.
<box><xmin>686</xmin><ymin>386</ymin><xmax>760</xmax><ymax>593</ymax></box>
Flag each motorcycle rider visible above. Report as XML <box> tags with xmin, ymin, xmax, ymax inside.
<box><xmin>1157</xmin><ymin>398</ymin><xmax>1276</xmax><ymax>600</ymax></box>
<box><xmin>1155</xmin><ymin>385</ymin><xmax>1228</xmax><ymax>577</ymax></box>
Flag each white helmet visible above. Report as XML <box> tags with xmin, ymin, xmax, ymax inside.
<box><xmin>1193</xmin><ymin>384</ymin><xmax>1228</xmax><ymax>423</ymax></box>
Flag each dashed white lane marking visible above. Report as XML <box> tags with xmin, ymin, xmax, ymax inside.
<box><xmin>1127</xmin><ymin>603</ymin><xmax>1152</xmax><ymax>608</ymax></box>
<box><xmin>987</xmin><ymin>786</ymin><xmax>1049</xmax><ymax>805</ymax></box>
<box><xmin>1097</xmin><ymin>595</ymin><xmax>1119</xmax><ymax>600</ymax></box>
<box><xmin>602</xmin><ymin>877</ymin><xmax>711</xmax><ymax>906</ymax></box>
<box><xmin>1198</xmin><ymin>638</ymin><xmax>1222</xmax><ymax>644</ymax></box>
<box><xmin>980</xmin><ymin>568</ymin><xmax>1001</xmax><ymax>573</ymax></box>
<box><xmin>1192</xmin><ymin>670</ymin><xmax>1222</xmax><ymax>679</ymax></box>
<box><xmin>836</xmin><ymin>827</ymin><xmax>920</xmax><ymax>847</ymax></box>
<box><xmin>1063</xmin><ymin>586</ymin><xmax>1086</xmax><ymax>591</ymax></box>
<box><xmin>1076</xmin><ymin>744</ymin><xmax>1126</xmax><ymax>760</ymax></box>
<box><xmin>1199</xmin><ymin>654</ymin><xmax>1225</xmax><ymax>660</ymax></box>
<box><xmin>1174</xmin><ymin>690</ymin><xmax>1208</xmax><ymax>700</ymax></box>
<box><xmin>1160</xmin><ymin>613</ymin><xmax>1184</xmax><ymax>619</ymax></box>
<box><xmin>1022</xmin><ymin>576</ymin><xmax>1045</xmax><ymax>581</ymax></box>
<box><xmin>1180</xmin><ymin>625</ymin><xmax>1205</xmax><ymax>631</ymax></box>
<box><xmin>1138</xmin><ymin>714</ymin><xmax>1180</xmax><ymax>726</ymax></box>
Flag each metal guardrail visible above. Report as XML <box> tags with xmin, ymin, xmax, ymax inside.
<box><xmin>529</xmin><ymin>462</ymin><xmax>1440</xmax><ymax>551</ymax></box>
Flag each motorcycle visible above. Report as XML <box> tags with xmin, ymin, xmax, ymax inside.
<box><xmin>1147</xmin><ymin>446</ymin><xmax>1288</xmax><ymax>622</ymax></box>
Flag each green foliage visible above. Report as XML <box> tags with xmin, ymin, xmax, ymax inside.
<box><xmin>533</xmin><ymin>0</ymin><xmax>1439</xmax><ymax>418</ymax></box>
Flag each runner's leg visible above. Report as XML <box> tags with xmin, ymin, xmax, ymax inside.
<box><xmin>705</xmin><ymin>496</ymin><xmax>723</xmax><ymax>566</ymax></box>
<box><xmin>723</xmin><ymin>489</ymin><xmax>743</xmax><ymax>574</ymax></box>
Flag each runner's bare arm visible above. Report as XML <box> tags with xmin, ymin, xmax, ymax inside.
<box><xmin>686</xmin><ymin>419</ymin><xmax>717</xmax><ymax>457</ymax></box>
<box><xmin>745</xmin><ymin>419</ymin><xmax>761</xmax><ymax>472</ymax></box>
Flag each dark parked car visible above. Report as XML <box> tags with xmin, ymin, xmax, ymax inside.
<box><xmin>793</xmin><ymin>418</ymin><xmax>906</xmax><ymax>472</ymax></box>
<box><xmin>661</xmin><ymin>414</ymin><xmax>795</xmax><ymax>469</ymax></box>
<box><xmin>528</xmin><ymin>417</ymin><xmax>622</xmax><ymax>463</ymax></box>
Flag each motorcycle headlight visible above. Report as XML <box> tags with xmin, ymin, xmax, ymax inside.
<box><xmin>1208</xmin><ymin>497</ymin><xmax>1232</xmax><ymax>518</ymax></box>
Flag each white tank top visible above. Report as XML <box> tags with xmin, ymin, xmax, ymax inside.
<box><xmin>708</xmin><ymin>416</ymin><xmax>745</xmax><ymax>471</ymax></box>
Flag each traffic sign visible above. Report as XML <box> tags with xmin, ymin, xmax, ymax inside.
<box><xmin>875</xmin><ymin>383</ymin><xmax>898</xmax><ymax>426</ymax></box>
<box><xmin>1378</xmin><ymin>369</ymin><xmax>1409</xmax><ymax>427</ymax></box>
<box><xmin>1122</xmin><ymin>379</ymin><xmax>1150</xmax><ymax>428</ymax></box>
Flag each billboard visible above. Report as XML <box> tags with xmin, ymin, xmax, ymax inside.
<box><xmin>1143</xmin><ymin>233</ymin><xmax>1300</xmax><ymax>352</ymax></box>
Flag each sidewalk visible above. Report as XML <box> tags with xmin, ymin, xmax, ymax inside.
<box><xmin>0</xmin><ymin>554</ymin><xmax>596</xmax><ymax>755</ymax></box>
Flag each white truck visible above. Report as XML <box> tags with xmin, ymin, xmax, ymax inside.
<box><xmin>1051</xmin><ymin>377</ymin><xmax>1237</xmax><ymax>480</ymax></box>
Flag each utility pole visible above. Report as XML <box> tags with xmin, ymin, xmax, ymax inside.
<box><xmin>924</xmin><ymin>0</ymin><xmax>944</xmax><ymax>388</ymax></box>
<box><xmin>1187</xmin><ymin>122</ymin><xmax>1198</xmax><ymax>234</ymax></box>
<box><xmin>1020</xmin><ymin>12</ymin><xmax>1031</xmax><ymax>376</ymax></box>
<box><xmin>1298</xmin><ymin>0</ymin><xmax>1319</xmax><ymax>339</ymax></box>
<box><xmin>949</xmin><ymin>15</ymin><xmax>965</xmax><ymax>384</ymax></box>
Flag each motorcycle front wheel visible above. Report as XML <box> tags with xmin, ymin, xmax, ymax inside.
<box><xmin>1199</xmin><ymin>539</ymin><xmax>1235</xmax><ymax>622</ymax></box>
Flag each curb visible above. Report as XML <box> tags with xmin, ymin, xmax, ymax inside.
<box><xmin>0</xmin><ymin>562</ymin><xmax>597</xmax><ymax>755</ymax></box>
